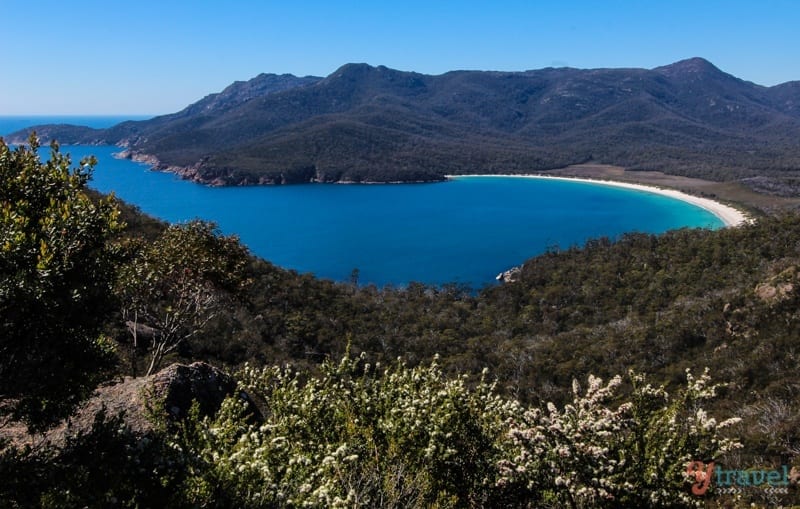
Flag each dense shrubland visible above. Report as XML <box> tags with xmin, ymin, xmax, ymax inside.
<box><xmin>1</xmin><ymin>353</ymin><xmax>742</xmax><ymax>508</ymax></box>
<box><xmin>169</xmin><ymin>356</ymin><xmax>739</xmax><ymax>508</ymax></box>
<box><xmin>2</xmin><ymin>139</ymin><xmax>800</xmax><ymax>506</ymax></box>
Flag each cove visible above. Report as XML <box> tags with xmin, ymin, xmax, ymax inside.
<box><xmin>60</xmin><ymin>145</ymin><xmax>722</xmax><ymax>288</ymax></box>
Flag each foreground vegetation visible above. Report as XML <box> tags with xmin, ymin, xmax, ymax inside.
<box><xmin>2</xmin><ymin>139</ymin><xmax>800</xmax><ymax>506</ymax></box>
<box><xmin>2</xmin><ymin>353</ymin><xmax>740</xmax><ymax>508</ymax></box>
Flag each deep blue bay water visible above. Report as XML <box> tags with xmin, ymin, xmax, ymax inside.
<box><xmin>2</xmin><ymin>117</ymin><xmax>723</xmax><ymax>288</ymax></box>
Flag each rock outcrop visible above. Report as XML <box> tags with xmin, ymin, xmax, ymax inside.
<box><xmin>2</xmin><ymin>362</ymin><xmax>258</xmax><ymax>447</ymax></box>
<box><xmin>754</xmin><ymin>265</ymin><xmax>797</xmax><ymax>304</ymax></box>
<box><xmin>496</xmin><ymin>266</ymin><xmax>522</xmax><ymax>283</ymax></box>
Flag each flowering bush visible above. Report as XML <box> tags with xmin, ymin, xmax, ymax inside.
<box><xmin>176</xmin><ymin>354</ymin><xmax>520</xmax><ymax>507</ymax></box>
<box><xmin>173</xmin><ymin>356</ymin><xmax>739</xmax><ymax>508</ymax></box>
<box><xmin>499</xmin><ymin>368</ymin><xmax>741</xmax><ymax>508</ymax></box>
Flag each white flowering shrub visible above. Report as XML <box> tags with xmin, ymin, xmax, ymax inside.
<box><xmin>176</xmin><ymin>354</ymin><xmax>521</xmax><ymax>508</ymax></box>
<box><xmin>499</xmin><ymin>368</ymin><xmax>741</xmax><ymax>508</ymax></box>
<box><xmin>172</xmin><ymin>356</ymin><xmax>739</xmax><ymax>508</ymax></box>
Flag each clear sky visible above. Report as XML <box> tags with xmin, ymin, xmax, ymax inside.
<box><xmin>1</xmin><ymin>0</ymin><xmax>798</xmax><ymax>115</ymax></box>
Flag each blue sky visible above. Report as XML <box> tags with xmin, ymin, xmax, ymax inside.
<box><xmin>1</xmin><ymin>0</ymin><xmax>798</xmax><ymax>114</ymax></box>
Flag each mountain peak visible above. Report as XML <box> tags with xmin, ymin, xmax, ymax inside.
<box><xmin>321</xmin><ymin>63</ymin><xmax>426</xmax><ymax>95</ymax></box>
<box><xmin>653</xmin><ymin>57</ymin><xmax>724</xmax><ymax>77</ymax></box>
<box><xmin>330</xmin><ymin>63</ymin><xmax>377</xmax><ymax>77</ymax></box>
<box><xmin>170</xmin><ymin>73</ymin><xmax>322</xmax><ymax>118</ymax></box>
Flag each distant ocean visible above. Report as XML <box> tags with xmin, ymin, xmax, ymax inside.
<box><xmin>0</xmin><ymin>115</ymin><xmax>153</xmax><ymax>137</ymax></box>
<box><xmin>0</xmin><ymin>116</ymin><xmax>724</xmax><ymax>288</ymax></box>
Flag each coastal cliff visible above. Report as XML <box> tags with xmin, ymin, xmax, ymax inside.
<box><xmin>114</xmin><ymin>149</ymin><xmax>446</xmax><ymax>186</ymax></box>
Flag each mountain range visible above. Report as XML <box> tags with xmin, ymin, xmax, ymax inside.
<box><xmin>9</xmin><ymin>58</ymin><xmax>800</xmax><ymax>187</ymax></box>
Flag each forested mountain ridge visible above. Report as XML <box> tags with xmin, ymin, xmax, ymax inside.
<box><xmin>10</xmin><ymin>58</ymin><xmax>800</xmax><ymax>188</ymax></box>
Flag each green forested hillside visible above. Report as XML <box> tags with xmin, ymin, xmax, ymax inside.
<box><xmin>157</xmin><ymin>209</ymin><xmax>800</xmax><ymax>504</ymax></box>
<box><xmin>193</xmin><ymin>215</ymin><xmax>800</xmax><ymax>412</ymax></box>
<box><xmin>3</xmin><ymin>140</ymin><xmax>800</xmax><ymax>507</ymax></box>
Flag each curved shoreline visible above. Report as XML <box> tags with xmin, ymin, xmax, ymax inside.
<box><xmin>446</xmin><ymin>174</ymin><xmax>751</xmax><ymax>228</ymax></box>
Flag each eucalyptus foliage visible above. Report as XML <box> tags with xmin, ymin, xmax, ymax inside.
<box><xmin>116</xmin><ymin>220</ymin><xmax>250</xmax><ymax>375</ymax></box>
<box><xmin>0</xmin><ymin>137</ymin><xmax>120</xmax><ymax>429</ymax></box>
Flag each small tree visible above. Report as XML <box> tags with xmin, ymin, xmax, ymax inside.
<box><xmin>116</xmin><ymin>220</ymin><xmax>249</xmax><ymax>375</ymax></box>
<box><xmin>0</xmin><ymin>137</ymin><xmax>120</xmax><ymax>429</ymax></box>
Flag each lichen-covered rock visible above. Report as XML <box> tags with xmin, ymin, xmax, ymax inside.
<box><xmin>149</xmin><ymin>362</ymin><xmax>249</xmax><ymax>421</ymax></box>
<box><xmin>754</xmin><ymin>265</ymin><xmax>797</xmax><ymax>303</ymax></box>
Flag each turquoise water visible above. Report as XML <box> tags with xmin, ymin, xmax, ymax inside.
<box><xmin>1</xmin><ymin>117</ymin><xmax>723</xmax><ymax>288</ymax></box>
<box><xmin>34</xmin><ymin>145</ymin><xmax>722</xmax><ymax>288</ymax></box>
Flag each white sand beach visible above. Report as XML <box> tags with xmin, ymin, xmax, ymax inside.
<box><xmin>447</xmin><ymin>174</ymin><xmax>751</xmax><ymax>228</ymax></box>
